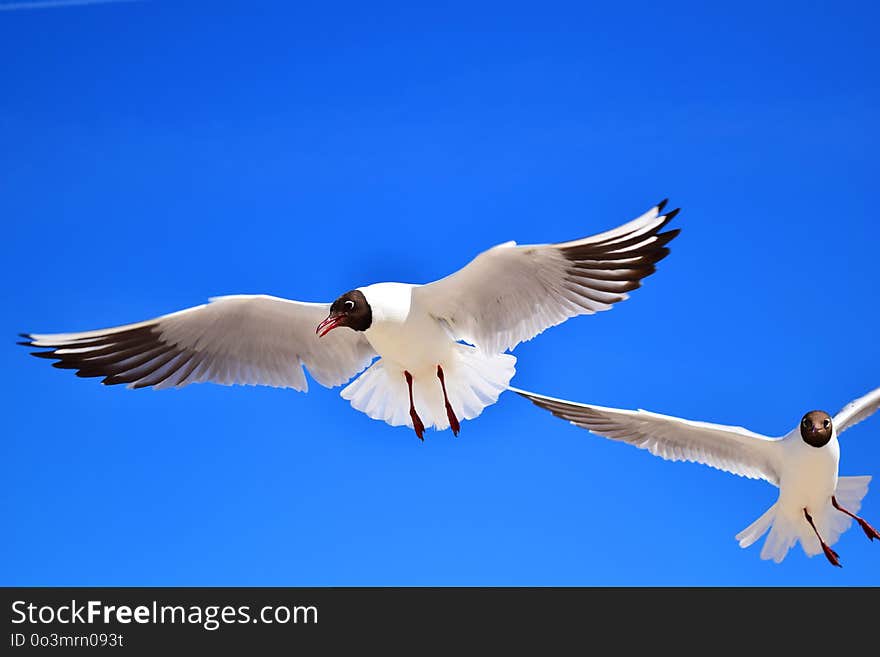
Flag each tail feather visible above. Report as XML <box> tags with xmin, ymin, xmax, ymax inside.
<box><xmin>736</xmin><ymin>476</ymin><xmax>872</xmax><ymax>563</ymax></box>
<box><xmin>817</xmin><ymin>475</ymin><xmax>872</xmax><ymax>552</ymax></box>
<box><xmin>835</xmin><ymin>475</ymin><xmax>871</xmax><ymax>515</ymax></box>
<box><xmin>736</xmin><ymin>503</ymin><xmax>776</xmax><ymax>549</ymax></box>
<box><xmin>759</xmin><ymin>513</ymin><xmax>800</xmax><ymax>563</ymax></box>
<box><xmin>340</xmin><ymin>345</ymin><xmax>516</xmax><ymax>433</ymax></box>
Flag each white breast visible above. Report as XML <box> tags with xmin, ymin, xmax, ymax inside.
<box><xmin>777</xmin><ymin>432</ymin><xmax>840</xmax><ymax>516</ymax></box>
<box><xmin>359</xmin><ymin>283</ymin><xmax>456</xmax><ymax>373</ymax></box>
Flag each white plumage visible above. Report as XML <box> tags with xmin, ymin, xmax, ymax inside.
<box><xmin>413</xmin><ymin>202</ymin><xmax>678</xmax><ymax>353</ymax></box>
<box><xmin>24</xmin><ymin>295</ymin><xmax>376</xmax><ymax>391</ymax></box>
<box><xmin>21</xmin><ymin>200</ymin><xmax>680</xmax><ymax>439</ymax></box>
<box><xmin>512</xmin><ymin>385</ymin><xmax>880</xmax><ymax>565</ymax></box>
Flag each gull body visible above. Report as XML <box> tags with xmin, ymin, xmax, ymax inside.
<box><xmin>359</xmin><ymin>283</ymin><xmax>452</xmax><ymax>370</ymax></box>
<box><xmin>777</xmin><ymin>427</ymin><xmax>840</xmax><ymax>530</ymax></box>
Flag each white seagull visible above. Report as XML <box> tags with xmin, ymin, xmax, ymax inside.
<box><xmin>512</xmin><ymin>385</ymin><xmax>880</xmax><ymax>566</ymax></box>
<box><xmin>20</xmin><ymin>200</ymin><xmax>679</xmax><ymax>440</ymax></box>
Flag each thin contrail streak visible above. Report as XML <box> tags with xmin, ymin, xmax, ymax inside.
<box><xmin>0</xmin><ymin>0</ymin><xmax>139</xmax><ymax>11</ymax></box>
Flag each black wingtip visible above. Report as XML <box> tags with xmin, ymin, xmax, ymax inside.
<box><xmin>663</xmin><ymin>207</ymin><xmax>680</xmax><ymax>221</ymax></box>
<box><xmin>17</xmin><ymin>332</ymin><xmax>33</xmax><ymax>346</ymax></box>
<box><xmin>656</xmin><ymin>198</ymin><xmax>669</xmax><ymax>212</ymax></box>
<box><xmin>17</xmin><ymin>341</ymin><xmax>33</xmax><ymax>346</ymax></box>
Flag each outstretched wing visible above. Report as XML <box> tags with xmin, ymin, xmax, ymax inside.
<box><xmin>20</xmin><ymin>294</ymin><xmax>376</xmax><ymax>391</ymax></box>
<box><xmin>412</xmin><ymin>200</ymin><xmax>680</xmax><ymax>353</ymax></box>
<box><xmin>512</xmin><ymin>387</ymin><xmax>782</xmax><ymax>484</ymax></box>
<box><xmin>834</xmin><ymin>386</ymin><xmax>880</xmax><ymax>436</ymax></box>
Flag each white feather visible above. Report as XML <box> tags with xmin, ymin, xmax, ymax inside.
<box><xmin>833</xmin><ymin>386</ymin><xmax>880</xmax><ymax>435</ymax></box>
<box><xmin>341</xmin><ymin>345</ymin><xmax>515</xmax><ymax>432</ymax></box>
<box><xmin>25</xmin><ymin>295</ymin><xmax>376</xmax><ymax>391</ymax></box>
<box><xmin>511</xmin><ymin>387</ymin><xmax>782</xmax><ymax>482</ymax></box>
<box><xmin>412</xmin><ymin>201</ymin><xmax>678</xmax><ymax>353</ymax></box>
<box><xmin>514</xmin><ymin>386</ymin><xmax>878</xmax><ymax>564</ymax></box>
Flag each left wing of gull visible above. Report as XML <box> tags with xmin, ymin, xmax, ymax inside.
<box><xmin>512</xmin><ymin>387</ymin><xmax>783</xmax><ymax>484</ymax></box>
<box><xmin>20</xmin><ymin>294</ymin><xmax>377</xmax><ymax>391</ymax></box>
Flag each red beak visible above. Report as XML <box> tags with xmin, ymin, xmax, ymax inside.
<box><xmin>316</xmin><ymin>314</ymin><xmax>344</xmax><ymax>337</ymax></box>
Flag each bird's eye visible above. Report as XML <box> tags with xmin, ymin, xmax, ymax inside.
<box><xmin>823</xmin><ymin>418</ymin><xmax>831</xmax><ymax>429</ymax></box>
<box><xmin>344</xmin><ymin>300</ymin><xmax>355</xmax><ymax>311</ymax></box>
<box><xmin>802</xmin><ymin>417</ymin><xmax>810</xmax><ymax>428</ymax></box>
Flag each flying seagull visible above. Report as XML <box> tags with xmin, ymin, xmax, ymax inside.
<box><xmin>19</xmin><ymin>200</ymin><xmax>679</xmax><ymax>440</ymax></box>
<box><xmin>512</xmin><ymin>385</ymin><xmax>880</xmax><ymax>566</ymax></box>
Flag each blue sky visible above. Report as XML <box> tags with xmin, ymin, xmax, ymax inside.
<box><xmin>2</xmin><ymin>1</ymin><xmax>878</xmax><ymax>585</ymax></box>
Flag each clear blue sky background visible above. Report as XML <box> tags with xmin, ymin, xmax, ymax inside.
<box><xmin>2</xmin><ymin>1</ymin><xmax>878</xmax><ymax>586</ymax></box>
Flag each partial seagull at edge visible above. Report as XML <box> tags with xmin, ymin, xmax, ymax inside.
<box><xmin>512</xmin><ymin>385</ymin><xmax>880</xmax><ymax>565</ymax></box>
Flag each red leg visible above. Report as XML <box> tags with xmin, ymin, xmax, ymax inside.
<box><xmin>833</xmin><ymin>496</ymin><xmax>880</xmax><ymax>541</ymax></box>
<box><xmin>404</xmin><ymin>370</ymin><xmax>425</xmax><ymax>441</ymax></box>
<box><xmin>804</xmin><ymin>508</ymin><xmax>842</xmax><ymax>567</ymax></box>
<box><xmin>436</xmin><ymin>365</ymin><xmax>460</xmax><ymax>436</ymax></box>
